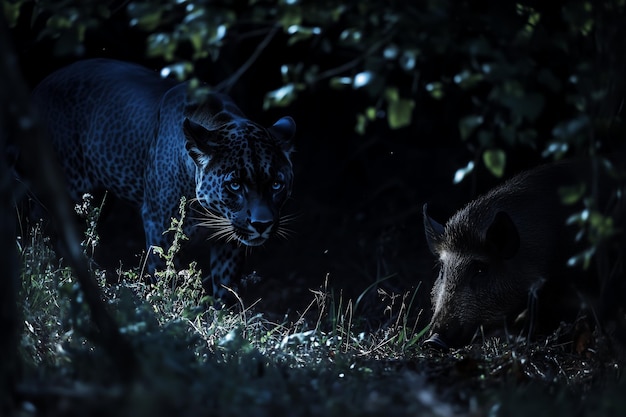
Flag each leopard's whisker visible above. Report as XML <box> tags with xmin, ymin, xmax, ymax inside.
<box><xmin>207</xmin><ymin>228</ymin><xmax>230</xmax><ymax>241</ymax></box>
<box><xmin>226</xmin><ymin>232</ymin><xmax>240</xmax><ymax>245</ymax></box>
<box><xmin>279</xmin><ymin>212</ymin><xmax>301</xmax><ymax>225</ymax></box>
<box><xmin>275</xmin><ymin>214</ymin><xmax>295</xmax><ymax>238</ymax></box>
<box><xmin>190</xmin><ymin>205</ymin><xmax>244</xmax><ymax>245</ymax></box>
<box><xmin>188</xmin><ymin>204</ymin><xmax>233</xmax><ymax>233</ymax></box>
<box><xmin>208</xmin><ymin>224</ymin><xmax>237</xmax><ymax>240</ymax></box>
<box><xmin>274</xmin><ymin>226</ymin><xmax>293</xmax><ymax>240</ymax></box>
<box><xmin>197</xmin><ymin>218</ymin><xmax>232</xmax><ymax>229</ymax></box>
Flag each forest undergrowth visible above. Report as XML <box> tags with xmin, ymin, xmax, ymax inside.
<box><xmin>12</xmin><ymin>197</ymin><xmax>626</xmax><ymax>417</ymax></box>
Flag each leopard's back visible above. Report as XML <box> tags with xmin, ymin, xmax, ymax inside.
<box><xmin>32</xmin><ymin>58</ymin><xmax>178</xmax><ymax>204</ymax></box>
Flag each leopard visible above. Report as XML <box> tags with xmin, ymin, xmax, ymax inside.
<box><xmin>31</xmin><ymin>58</ymin><xmax>296</xmax><ymax>299</ymax></box>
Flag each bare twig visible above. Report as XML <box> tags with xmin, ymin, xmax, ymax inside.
<box><xmin>110</xmin><ymin>0</ymin><xmax>132</xmax><ymax>16</ymax></box>
<box><xmin>314</xmin><ymin>35</ymin><xmax>393</xmax><ymax>83</ymax></box>
<box><xmin>215</xmin><ymin>25</ymin><xmax>281</xmax><ymax>94</ymax></box>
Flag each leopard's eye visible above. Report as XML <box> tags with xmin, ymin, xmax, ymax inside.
<box><xmin>227</xmin><ymin>181</ymin><xmax>241</xmax><ymax>192</ymax></box>
<box><xmin>271</xmin><ymin>181</ymin><xmax>284</xmax><ymax>192</ymax></box>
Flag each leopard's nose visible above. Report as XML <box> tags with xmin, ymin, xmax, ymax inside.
<box><xmin>248</xmin><ymin>204</ymin><xmax>274</xmax><ymax>235</ymax></box>
<box><xmin>251</xmin><ymin>220</ymin><xmax>273</xmax><ymax>235</ymax></box>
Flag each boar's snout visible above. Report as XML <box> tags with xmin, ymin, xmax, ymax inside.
<box><xmin>424</xmin><ymin>316</ymin><xmax>477</xmax><ymax>350</ymax></box>
<box><xmin>422</xmin><ymin>333</ymin><xmax>449</xmax><ymax>351</ymax></box>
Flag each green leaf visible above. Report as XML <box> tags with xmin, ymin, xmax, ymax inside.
<box><xmin>280</xmin><ymin>5</ymin><xmax>302</xmax><ymax>29</ymax></box>
<box><xmin>329</xmin><ymin>76</ymin><xmax>352</xmax><ymax>89</ymax></box>
<box><xmin>160</xmin><ymin>62</ymin><xmax>193</xmax><ymax>81</ymax></box>
<box><xmin>453</xmin><ymin>70</ymin><xmax>484</xmax><ymax>90</ymax></box>
<box><xmin>425</xmin><ymin>82</ymin><xmax>444</xmax><ymax>99</ymax></box>
<box><xmin>542</xmin><ymin>141</ymin><xmax>569</xmax><ymax>159</ymax></box>
<box><xmin>552</xmin><ymin>115</ymin><xmax>589</xmax><ymax>139</ymax></box>
<box><xmin>567</xmin><ymin>247</ymin><xmax>595</xmax><ymax>270</ymax></box>
<box><xmin>146</xmin><ymin>32</ymin><xmax>177</xmax><ymax>61</ymax></box>
<box><xmin>387</xmin><ymin>98</ymin><xmax>415</xmax><ymax>129</ymax></box>
<box><xmin>263</xmin><ymin>83</ymin><xmax>304</xmax><ymax>109</ymax></box>
<box><xmin>355</xmin><ymin>113</ymin><xmax>367</xmax><ymax>135</ymax></box>
<box><xmin>499</xmin><ymin>91</ymin><xmax>545</xmax><ymax>122</ymax></box>
<box><xmin>189</xmin><ymin>29</ymin><xmax>208</xmax><ymax>57</ymax></box>
<box><xmin>47</xmin><ymin>13</ymin><xmax>73</xmax><ymax>30</ymax></box>
<box><xmin>384</xmin><ymin>86</ymin><xmax>399</xmax><ymax>102</ymax></box>
<box><xmin>4</xmin><ymin>0</ymin><xmax>22</xmax><ymax>28</ymax></box>
<box><xmin>286</xmin><ymin>25</ymin><xmax>321</xmax><ymax>45</ymax></box>
<box><xmin>482</xmin><ymin>149</ymin><xmax>506</xmax><ymax>178</ymax></box>
<box><xmin>458</xmin><ymin>115</ymin><xmax>483</xmax><ymax>141</ymax></box>
<box><xmin>127</xmin><ymin>2</ymin><xmax>162</xmax><ymax>32</ymax></box>
<box><xmin>558</xmin><ymin>183</ymin><xmax>587</xmax><ymax>205</ymax></box>
<box><xmin>589</xmin><ymin>211</ymin><xmax>614</xmax><ymax>236</ymax></box>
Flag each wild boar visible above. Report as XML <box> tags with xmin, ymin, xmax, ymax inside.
<box><xmin>422</xmin><ymin>159</ymin><xmax>623</xmax><ymax>349</ymax></box>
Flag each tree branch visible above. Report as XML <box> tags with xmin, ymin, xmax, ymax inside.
<box><xmin>215</xmin><ymin>25</ymin><xmax>280</xmax><ymax>94</ymax></box>
<box><xmin>0</xmin><ymin>14</ymin><xmax>136</xmax><ymax>384</ymax></box>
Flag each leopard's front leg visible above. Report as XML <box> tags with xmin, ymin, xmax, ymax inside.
<box><xmin>141</xmin><ymin>205</ymin><xmax>172</xmax><ymax>282</ymax></box>
<box><xmin>207</xmin><ymin>242</ymin><xmax>244</xmax><ymax>301</ymax></box>
<box><xmin>142</xmin><ymin>199</ymin><xmax>245</xmax><ymax>302</ymax></box>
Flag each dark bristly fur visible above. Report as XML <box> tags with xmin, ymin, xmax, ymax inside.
<box><xmin>423</xmin><ymin>159</ymin><xmax>625</xmax><ymax>349</ymax></box>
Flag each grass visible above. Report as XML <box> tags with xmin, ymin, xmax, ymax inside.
<box><xmin>10</xmin><ymin>197</ymin><xmax>626</xmax><ymax>416</ymax></box>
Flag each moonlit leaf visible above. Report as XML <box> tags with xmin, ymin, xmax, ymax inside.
<box><xmin>387</xmin><ymin>98</ymin><xmax>415</xmax><ymax>129</ymax></box>
<box><xmin>552</xmin><ymin>115</ymin><xmax>589</xmax><ymax>139</ymax></box>
<box><xmin>160</xmin><ymin>62</ymin><xmax>193</xmax><ymax>81</ymax></box>
<box><xmin>384</xmin><ymin>86</ymin><xmax>399</xmax><ymax>102</ymax></box>
<box><xmin>329</xmin><ymin>76</ymin><xmax>352</xmax><ymax>89</ymax></box>
<box><xmin>5</xmin><ymin>0</ymin><xmax>22</xmax><ymax>27</ymax></box>
<box><xmin>558</xmin><ymin>183</ymin><xmax>587</xmax><ymax>205</ymax></box>
<box><xmin>453</xmin><ymin>70</ymin><xmax>483</xmax><ymax>89</ymax></box>
<box><xmin>383</xmin><ymin>45</ymin><xmax>399</xmax><ymax>60</ymax></box>
<box><xmin>458</xmin><ymin>115</ymin><xmax>483</xmax><ymax>140</ymax></box>
<box><xmin>483</xmin><ymin>149</ymin><xmax>506</xmax><ymax>178</ymax></box>
<box><xmin>355</xmin><ymin>113</ymin><xmax>367</xmax><ymax>135</ymax></box>
<box><xmin>400</xmin><ymin>50</ymin><xmax>418</xmax><ymax>71</ymax></box>
<box><xmin>263</xmin><ymin>83</ymin><xmax>304</xmax><ymax>109</ymax></box>
<box><xmin>425</xmin><ymin>82</ymin><xmax>444</xmax><ymax>99</ymax></box>
<box><xmin>541</xmin><ymin>141</ymin><xmax>569</xmax><ymax>159</ymax></box>
<box><xmin>353</xmin><ymin>71</ymin><xmax>372</xmax><ymax>88</ymax></box>
<box><xmin>453</xmin><ymin>161</ymin><xmax>475</xmax><ymax>184</ymax></box>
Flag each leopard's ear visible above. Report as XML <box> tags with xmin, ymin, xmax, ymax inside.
<box><xmin>268</xmin><ymin>116</ymin><xmax>296</xmax><ymax>155</ymax></box>
<box><xmin>183</xmin><ymin>118</ymin><xmax>219</xmax><ymax>167</ymax></box>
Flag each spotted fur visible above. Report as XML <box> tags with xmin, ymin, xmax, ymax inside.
<box><xmin>32</xmin><ymin>58</ymin><xmax>296</xmax><ymax>298</ymax></box>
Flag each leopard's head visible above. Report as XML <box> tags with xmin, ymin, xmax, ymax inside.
<box><xmin>183</xmin><ymin>115</ymin><xmax>296</xmax><ymax>246</ymax></box>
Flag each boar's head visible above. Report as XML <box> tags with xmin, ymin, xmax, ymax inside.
<box><xmin>422</xmin><ymin>203</ymin><xmax>536</xmax><ymax>350</ymax></box>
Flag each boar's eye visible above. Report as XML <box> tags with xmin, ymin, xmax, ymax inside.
<box><xmin>468</xmin><ymin>261</ymin><xmax>488</xmax><ymax>290</ymax></box>
<box><xmin>469</xmin><ymin>260</ymin><xmax>488</xmax><ymax>275</ymax></box>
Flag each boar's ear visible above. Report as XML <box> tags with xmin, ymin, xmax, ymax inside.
<box><xmin>423</xmin><ymin>204</ymin><xmax>445</xmax><ymax>254</ymax></box>
<box><xmin>485</xmin><ymin>211</ymin><xmax>520</xmax><ymax>260</ymax></box>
